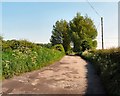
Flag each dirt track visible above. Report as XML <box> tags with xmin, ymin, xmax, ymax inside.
<box><xmin>2</xmin><ymin>56</ymin><xmax>106</xmax><ymax>95</ymax></box>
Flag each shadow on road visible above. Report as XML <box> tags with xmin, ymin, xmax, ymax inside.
<box><xmin>84</xmin><ymin>60</ymin><xmax>107</xmax><ymax>95</ymax></box>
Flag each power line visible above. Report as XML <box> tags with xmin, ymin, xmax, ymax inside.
<box><xmin>96</xmin><ymin>22</ymin><xmax>100</xmax><ymax>30</ymax></box>
<box><xmin>86</xmin><ymin>0</ymin><xmax>101</xmax><ymax>17</ymax></box>
<box><xmin>86</xmin><ymin>0</ymin><xmax>104</xmax><ymax>49</ymax></box>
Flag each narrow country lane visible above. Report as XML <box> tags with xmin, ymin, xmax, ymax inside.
<box><xmin>2</xmin><ymin>56</ymin><xmax>106</xmax><ymax>95</ymax></box>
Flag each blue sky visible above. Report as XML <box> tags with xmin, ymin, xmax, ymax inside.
<box><xmin>1</xmin><ymin>2</ymin><xmax>118</xmax><ymax>49</ymax></box>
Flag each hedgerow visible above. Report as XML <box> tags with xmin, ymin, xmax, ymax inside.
<box><xmin>2</xmin><ymin>40</ymin><xmax>65</xmax><ymax>79</ymax></box>
<box><xmin>82</xmin><ymin>48</ymin><xmax>120</xmax><ymax>95</ymax></box>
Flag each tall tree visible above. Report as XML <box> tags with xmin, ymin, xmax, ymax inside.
<box><xmin>50</xmin><ymin>13</ymin><xmax>98</xmax><ymax>53</ymax></box>
<box><xmin>69</xmin><ymin>13</ymin><xmax>97</xmax><ymax>52</ymax></box>
<box><xmin>50</xmin><ymin>20</ymin><xmax>70</xmax><ymax>52</ymax></box>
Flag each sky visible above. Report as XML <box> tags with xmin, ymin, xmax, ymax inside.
<box><xmin>1</xmin><ymin>2</ymin><xmax>118</xmax><ymax>49</ymax></box>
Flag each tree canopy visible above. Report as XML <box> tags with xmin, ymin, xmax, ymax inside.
<box><xmin>50</xmin><ymin>13</ymin><xmax>97</xmax><ymax>54</ymax></box>
<box><xmin>50</xmin><ymin>20</ymin><xmax>71</xmax><ymax>52</ymax></box>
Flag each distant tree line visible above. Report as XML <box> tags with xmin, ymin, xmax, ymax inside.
<box><xmin>36</xmin><ymin>43</ymin><xmax>52</xmax><ymax>48</ymax></box>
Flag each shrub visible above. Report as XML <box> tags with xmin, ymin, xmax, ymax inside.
<box><xmin>2</xmin><ymin>40</ymin><xmax>65</xmax><ymax>79</ymax></box>
<box><xmin>53</xmin><ymin>44</ymin><xmax>65</xmax><ymax>53</ymax></box>
<box><xmin>82</xmin><ymin>47</ymin><xmax>120</xmax><ymax>95</ymax></box>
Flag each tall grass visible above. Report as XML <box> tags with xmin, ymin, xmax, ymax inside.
<box><xmin>2</xmin><ymin>40</ymin><xmax>65</xmax><ymax>79</ymax></box>
<box><xmin>82</xmin><ymin>47</ymin><xmax>120</xmax><ymax>95</ymax></box>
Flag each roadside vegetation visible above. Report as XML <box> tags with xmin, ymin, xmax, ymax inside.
<box><xmin>2</xmin><ymin>39</ymin><xmax>65</xmax><ymax>79</ymax></box>
<box><xmin>82</xmin><ymin>47</ymin><xmax>120</xmax><ymax>95</ymax></box>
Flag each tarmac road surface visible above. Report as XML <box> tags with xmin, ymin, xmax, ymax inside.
<box><xmin>2</xmin><ymin>56</ymin><xmax>106</xmax><ymax>95</ymax></box>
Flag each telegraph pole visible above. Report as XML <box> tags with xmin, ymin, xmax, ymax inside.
<box><xmin>86</xmin><ymin>0</ymin><xmax>104</xmax><ymax>49</ymax></box>
<box><xmin>101</xmin><ymin>17</ymin><xmax>104</xmax><ymax>49</ymax></box>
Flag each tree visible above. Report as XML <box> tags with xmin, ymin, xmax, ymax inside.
<box><xmin>69</xmin><ymin>13</ymin><xmax>97</xmax><ymax>52</ymax></box>
<box><xmin>50</xmin><ymin>13</ymin><xmax>98</xmax><ymax>54</ymax></box>
<box><xmin>0</xmin><ymin>36</ymin><xmax>3</xmax><ymax>41</ymax></box>
<box><xmin>50</xmin><ymin>20</ymin><xmax>71</xmax><ymax>53</ymax></box>
<box><xmin>37</xmin><ymin>43</ymin><xmax>52</xmax><ymax>48</ymax></box>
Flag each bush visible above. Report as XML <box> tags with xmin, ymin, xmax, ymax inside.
<box><xmin>2</xmin><ymin>40</ymin><xmax>65</xmax><ymax>79</ymax></box>
<box><xmin>53</xmin><ymin>44</ymin><xmax>65</xmax><ymax>53</ymax></box>
<box><xmin>82</xmin><ymin>47</ymin><xmax>120</xmax><ymax>95</ymax></box>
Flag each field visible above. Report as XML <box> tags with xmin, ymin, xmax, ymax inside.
<box><xmin>2</xmin><ymin>40</ymin><xmax>65</xmax><ymax>79</ymax></box>
<box><xmin>82</xmin><ymin>47</ymin><xmax>120</xmax><ymax>95</ymax></box>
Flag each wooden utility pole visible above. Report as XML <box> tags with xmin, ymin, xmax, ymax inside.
<box><xmin>101</xmin><ymin>17</ymin><xmax>104</xmax><ymax>49</ymax></box>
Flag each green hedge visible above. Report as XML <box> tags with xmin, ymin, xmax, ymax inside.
<box><xmin>2</xmin><ymin>40</ymin><xmax>65</xmax><ymax>79</ymax></box>
<box><xmin>82</xmin><ymin>48</ymin><xmax>120</xmax><ymax>95</ymax></box>
<box><xmin>53</xmin><ymin>44</ymin><xmax>65</xmax><ymax>53</ymax></box>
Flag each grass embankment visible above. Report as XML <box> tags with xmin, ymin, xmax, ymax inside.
<box><xmin>2</xmin><ymin>40</ymin><xmax>65</xmax><ymax>79</ymax></box>
<box><xmin>82</xmin><ymin>48</ymin><xmax>120</xmax><ymax>95</ymax></box>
